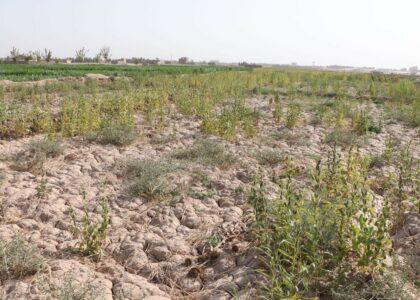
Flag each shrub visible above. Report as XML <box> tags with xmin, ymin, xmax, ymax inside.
<box><xmin>126</xmin><ymin>159</ymin><xmax>183</xmax><ymax>199</ymax></box>
<box><xmin>0</xmin><ymin>235</ymin><xmax>45</xmax><ymax>280</ymax></box>
<box><xmin>171</xmin><ymin>139</ymin><xmax>235</xmax><ymax>166</ymax></box>
<box><xmin>255</xmin><ymin>149</ymin><xmax>285</xmax><ymax>166</ymax></box>
<box><xmin>88</xmin><ymin>124</ymin><xmax>137</xmax><ymax>146</ymax></box>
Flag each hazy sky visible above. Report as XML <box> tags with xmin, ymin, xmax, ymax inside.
<box><xmin>1</xmin><ymin>0</ymin><xmax>419</xmax><ymax>68</ymax></box>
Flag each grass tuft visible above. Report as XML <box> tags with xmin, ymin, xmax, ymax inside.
<box><xmin>0</xmin><ymin>235</ymin><xmax>45</xmax><ymax>280</ymax></box>
<box><xmin>171</xmin><ymin>139</ymin><xmax>236</xmax><ymax>166</ymax></box>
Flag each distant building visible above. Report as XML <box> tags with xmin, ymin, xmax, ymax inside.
<box><xmin>117</xmin><ymin>58</ymin><xmax>127</xmax><ymax>65</ymax></box>
<box><xmin>239</xmin><ymin>61</ymin><xmax>262</xmax><ymax>68</ymax></box>
<box><xmin>178</xmin><ymin>57</ymin><xmax>189</xmax><ymax>64</ymax></box>
<box><xmin>409</xmin><ymin>66</ymin><xmax>418</xmax><ymax>75</ymax></box>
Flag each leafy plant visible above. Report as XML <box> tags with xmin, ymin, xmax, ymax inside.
<box><xmin>285</xmin><ymin>103</ymin><xmax>301</xmax><ymax>128</ymax></box>
<box><xmin>36</xmin><ymin>178</ymin><xmax>50</xmax><ymax>199</ymax></box>
<box><xmin>69</xmin><ymin>193</ymin><xmax>110</xmax><ymax>261</ymax></box>
<box><xmin>249</xmin><ymin>148</ymin><xmax>392</xmax><ymax>298</ymax></box>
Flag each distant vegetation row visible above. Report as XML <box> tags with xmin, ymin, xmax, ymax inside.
<box><xmin>0</xmin><ymin>63</ymin><xmax>246</xmax><ymax>82</ymax></box>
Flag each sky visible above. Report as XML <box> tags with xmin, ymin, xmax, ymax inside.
<box><xmin>0</xmin><ymin>0</ymin><xmax>419</xmax><ymax>69</ymax></box>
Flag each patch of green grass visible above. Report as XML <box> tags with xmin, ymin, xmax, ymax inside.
<box><xmin>0</xmin><ymin>235</ymin><xmax>45</xmax><ymax>280</ymax></box>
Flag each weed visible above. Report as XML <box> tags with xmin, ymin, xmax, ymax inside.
<box><xmin>285</xmin><ymin>103</ymin><xmax>301</xmax><ymax>128</ymax></box>
<box><xmin>28</xmin><ymin>136</ymin><xmax>63</xmax><ymax>157</ymax></box>
<box><xmin>206</xmin><ymin>233</ymin><xmax>222</xmax><ymax>249</ymax></box>
<box><xmin>352</xmin><ymin>109</ymin><xmax>381</xmax><ymax>134</ymax></box>
<box><xmin>36</xmin><ymin>178</ymin><xmax>50</xmax><ymax>199</ymax></box>
<box><xmin>273</xmin><ymin>93</ymin><xmax>282</xmax><ymax>123</ymax></box>
<box><xmin>68</xmin><ymin>193</ymin><xmax>110</xmax><ymax>261</ymax></box>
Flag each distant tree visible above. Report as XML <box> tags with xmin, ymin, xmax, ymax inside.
<box><xmin>43</xmin><ymin>49</ymin><xmax>53</xmax><ymax>62</ymax></box>
<box><xmin>10</xmin><ymin>46</ymin><xmax>20</xmax><ymax>63</ymax></box>
<box><xmin>33</xmin><ymin>50</ymin><xmax>42</xmax><ymax>61</ymax></box>
<box><xmin>132</xmin><ymin>57</ymin><xmax>141</xmax><ymax>65</ymax></box>
<box><xmin>75</xmin><ymin>47</ymin><xmax>88</xmax><ymax>62</ymax></box>
<box><xmin>94</xmin><ymin>54</ymin><xmax>101</xmax><ymax>63</ymax></box>
<box><xmin>98</xmin><ymin>46</ymin><xmax>111</xmax><ymax>61</ymax></box>
<box><xmin>178</xmin><ymin>57</ymin><xmax>188</xmax><ymax>64</ymax></box>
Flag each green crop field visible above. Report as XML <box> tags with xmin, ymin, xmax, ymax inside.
<box><xmin>0</xmin><ymin>63</ymin><xmax>244</xmax><ymax>81</ymax></box>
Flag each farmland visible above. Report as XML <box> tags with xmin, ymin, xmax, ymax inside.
<box><xmin>0</xmin><ymin>66</ymin><xmax>418</xmax><ymax>299</ymax></box>
<box><xmin>0</xmin><ymin>63</ymin><xmax>241</xmax><ymax>82</ymax></box>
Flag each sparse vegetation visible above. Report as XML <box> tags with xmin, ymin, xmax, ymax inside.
<box><xmin>0</xmin><ymin>65</ymin><xmax>418</xmax><ymax>298</ymax></box>
<box><xmin>37</xmin><ymin>273</ymin><xmax>102</xmax><ymax>300</ymax></box>
<box><xmin>0</xmin><ymin>235</ymin><xmax>45</xmax><ymax>280</ymax></box>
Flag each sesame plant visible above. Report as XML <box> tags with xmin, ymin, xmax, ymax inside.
<box><xmin>249</xmin><ymin>148</ymin><xmax>392</xmax><ymax>298</ymax></box>
<box><xmin>68</xmin><ymin>193</ymin><xmax>110</xmax><ymax>261</ymax></box>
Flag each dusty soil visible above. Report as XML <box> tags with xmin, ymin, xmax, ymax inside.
<box><xmin>0</xmin><ymin>94</ymin><xmax>418</xmax><ymax>299</ymax></box>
